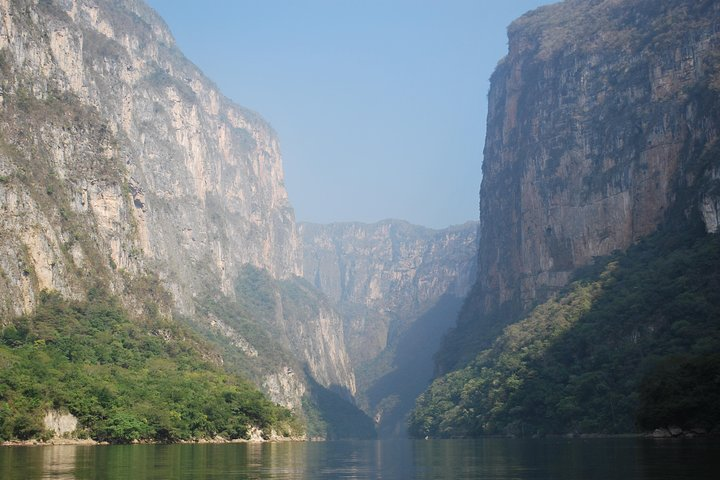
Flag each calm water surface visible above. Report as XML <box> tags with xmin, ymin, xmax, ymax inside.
<box><xmin>1</xmin><ymin>438</ymin><xmax>719</xmax><ymax>479</ymax></box>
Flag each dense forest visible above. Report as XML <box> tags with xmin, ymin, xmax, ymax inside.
<box><xmin>0</xmin><ymin>289</ymin><xmax>301</xmax><ymax>443</ymax></box>
<box><xmin>410</xmin><ymin>224</ymin><xmax>720</xmax><ymax>437</ymax></box>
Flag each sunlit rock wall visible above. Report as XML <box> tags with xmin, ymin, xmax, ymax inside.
<box><xmin>0</xmin><ymin>0</ymin><xmax>362</xmax><ymax>413</ymax></box>
<box><xmin>0</xmin><ymin>0</ymin><xmax>301</xmax><ymax>317</ymax></box>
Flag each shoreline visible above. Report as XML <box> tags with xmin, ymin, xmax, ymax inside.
<box><xmin>4</xmin><ymin>429</ymin><xmax>715</xmax><ymax>447</ymax></box>
<box><xmin>1</xmin><ymin>435</ymin><xmax>310</xmax><ymax>448</ymax></box>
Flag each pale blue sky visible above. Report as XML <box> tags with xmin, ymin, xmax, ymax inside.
<box><xmin>145</xmin><ymin>0</ymin><xmax>553</xmax><ymax>228</ymax></box>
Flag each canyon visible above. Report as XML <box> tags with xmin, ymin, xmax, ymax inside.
<box><xmin>0</xmin><ymin>0</ymin><xmax>478</xmax><ymax>439</ymax></box>
<box><xmin>2</xmin><ymin>0</ymin><xmax>717</xmax><ymax>442</ymax></box>
<box><xmin>301</xmin><ymin>220</ymin><xmax>477</xmax><ymax>435</ymax></box>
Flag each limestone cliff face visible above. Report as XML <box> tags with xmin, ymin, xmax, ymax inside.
<box><xmin>441</xmin><ymin>0</ymin><xmax>720</xmax><ymax>370</ymax></box>
<box><xmin>0</xmin><ymin>0</ymin><xmax>357</xmax><ymax>410</ymax></box>
<box><xmin>0</xmin><ymin>0</ymin><xmax>301</xmax><ymax>318</ymax></box>
<box><xmin>300</xmin><ymin>220</ymin><xmax>478</xmax><ymax>366</ymax></box>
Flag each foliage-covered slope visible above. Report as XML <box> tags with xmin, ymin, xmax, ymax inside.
<box><xmin>410</xmin><ymin>226</ymin><xmax>720</xmax><ymax>437</ymax></box>
<box><xmin>302</xmin><ymin>374</ymin><xmax>376</xmax><ymax>441</ymax></box>
<box><xmin>197</xmin><ymin>265</ymin><xmax>373</xmax><ymax>439</ymax></box>
<box><xmin>0</xmin><ymin>290</ymin><xmax>301</xmax><ymax>443</ymax></box>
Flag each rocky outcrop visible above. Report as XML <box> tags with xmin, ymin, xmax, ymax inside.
<box><xmin>441</xmin><ymin>0</ymin><xmax>720</xmax><ymax>370</ymax></box>
<box><xmin>43</xmin><ymin>410</ymin><xmax>78</xmax><ymax>437</ymax></box>
<box><xmin>300</xmin><ymin>220</ymin><xmax>478</xmax><ymax>365</ymax></box>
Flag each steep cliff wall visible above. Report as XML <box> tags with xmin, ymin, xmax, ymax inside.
<box><xmin>0</xmin><ymin>0</ymin><xmax>355</xmax><ymax>411</ymax></box>
<box><xmin>0</xmin><ymin>0</ymin><xmax>300</xmax><ymax>312</ymax></box>
<box><xmin>301</xmin><ymin>220</ymin><xmax>477</xmax><ymax>435</ymax></box>
<box><xmin>300</xmin><ymin>220</ymin><xmax>477</xmax><ymax>365</ymax></box>
<box><xmin>440</xmin><ymin>0</ymin><xmax>720</xmax><ymax>370</ymax></box>
<box><xmin>229</xmin><ymin>266</ymin><xmax>356</xmax><ymax>402</ymax></box>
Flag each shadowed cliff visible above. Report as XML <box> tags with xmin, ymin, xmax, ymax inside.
<box><xmin>417</xmin><ymin>0</ymin><xmax>720</xmax><ymax>437</ymax></box>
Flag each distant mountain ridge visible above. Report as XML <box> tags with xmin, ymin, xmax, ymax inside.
<box><xmin>301</xmin><ymin>219</ymin><xmax>477</xmax><ymax>364</ymax></box>
<box><xmin>300</xmin><ymin>219</ymin><xmax>478</xmax><ymax>435</ymax></box>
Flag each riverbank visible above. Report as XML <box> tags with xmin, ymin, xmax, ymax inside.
<box><xmin>1</xmin><ymin>438</ymin><xmax>102</xmax><ymax>447</ymax></box>
<box><xmin>1</xmin><ymin>428</ymin><xmax>308</xmax><ymax>447</ymax></box>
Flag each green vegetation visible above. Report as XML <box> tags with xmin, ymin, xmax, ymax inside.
<box><xmin>410</xmin><ymin>227</ymin><xmax>720</xmax><ymax>437</ymax></box>
<box><xmin>0</xmin><ymin>290</ymin><xmax>300</xmax><ymax>443</ymax></box>
<box><xmin>195</xmin><ymin>265</ymin><xmax>308</xmax><ymax>386</ymax></box>
<box><xmin>638</xmin><ymin>354</ymin><xmax>720</xmax><ymax>431</ymax></box>
<box><xmin>196</xmin><ymin>265</ymin><xmax>377</xmax><ymax>439</ymax></box>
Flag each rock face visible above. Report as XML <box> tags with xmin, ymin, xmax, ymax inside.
<box><xmin>0</xmin><ymin>0</ymin><xmax>354</xmax><ymax>412</ymax></box>
<box><xmin>43</xmin><ymin>410</ymin><xmax>78</xmax><ymax>437</ymax></box>
<box><xmin>300</xmin><ymin>220</ymin><xmax>478</xmax><ymax>365</ymax></box>
<box><xmin>441</xmin><ymin>0</ymin><xmax>720</xmax><ymax>370</ymax></box>
<box><xmin>0</xmin><ymin>0</ymin><xmax>300</xmax><ymax>313</ymax></box>
<box><xmin>300</xmin><ymin>220</ymin><xmax>477</xmax><ymax>435</ymax></box>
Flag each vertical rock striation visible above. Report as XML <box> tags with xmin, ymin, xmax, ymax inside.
<box><xmin>440</xmin><ymin>0</ymin><xmax>720</xmax><ymax>371</ymax></box>
<box><xmin>0</xmin><ymin>0</ymin><xmax>301</xmax><ymax>318</ymax></box>
<box><xmin>300</xmin><ymin>220</ymin><xmax>478</xmax><ymax>366</ymax></box>
<box><xmin>0</xmin><ymin>0</ymin><xmax>358</xmax><ymax>413</ymax></box>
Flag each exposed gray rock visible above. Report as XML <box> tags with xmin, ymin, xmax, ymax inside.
<box><xmin>300</xmin><ymin>219</ymin><xmax>478</xmax><ymax>365</ymax></box>
<box><xmin>440</xmin><ymin>0</ymin><xmax>720</xmax><ymax>371</ymax></box>
<box><xmin>43</xmin><ymin>410</ymin><xmax>78</xmax><ymax>437</ymax></box>
<box><xmin>0</xmin><ymin>0</ymin><xmax>301</xmax><ymax>313</ymax></box>
<box><xmin>476</xmin><ymin>0</ymin><xmax>720</xmax><ymax>315</ymax></box>
<box><xmin>652</xmin><ymin>428</ymin><xmax>672</xmax><ymax>438</ymax></box>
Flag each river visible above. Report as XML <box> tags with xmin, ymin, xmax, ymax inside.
<box><xmin>1</xmin><ymin>437</ymin><xmax>719</xmax><ymax>479</ymax></box>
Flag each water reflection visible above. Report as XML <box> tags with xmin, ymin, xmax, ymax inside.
<box><xmin>41</xmin><ymin>445</ymin><xmax>77</xmax><ymax>479</ymax></box>
<box><xmin>408</xmin><ymin>438</ymin><xmax>720</xmax><ymax>480</ymax></box>
<box><xmin>0</xmin><ymin>445</ymin><xmax>86</xmax><ymax>480</ymax></box>
<box><xmin>1</xmin><ymin>438</ymin><xmax>719</xmax><ymax>479</ymax></box>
